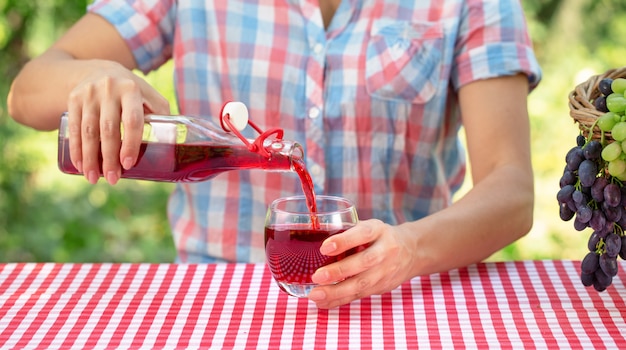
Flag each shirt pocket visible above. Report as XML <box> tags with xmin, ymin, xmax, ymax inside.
<box><xmin>365</xmin><ymin>19</ymin><xmax>444</xmax><ymax>104</ymax></box>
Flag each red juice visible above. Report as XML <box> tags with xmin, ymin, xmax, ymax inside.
<box><xmin>291</xmin><ymin>157</ymin><xmax>318</xmax><ymax>226</ymax></box>
<box><xmin>58</xmin><ymin>138</ymin><xmax>295</xmax><ymax>182</ymax></box>
<box><xmin>264</xmin><ymin>223</ymin><xmax>356</xmax><ymax>285</ymax></box>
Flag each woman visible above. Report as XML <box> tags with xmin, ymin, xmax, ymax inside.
<box><xmin>7</xmin><ymin>0</ymin><xmax>541</xmax><ymax>308</ymax></box>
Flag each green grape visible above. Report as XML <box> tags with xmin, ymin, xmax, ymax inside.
<box><xmin>606</xmin><ymin>93</ymin><xmax>626</xmax><ymax>113</ymax></box>
<box><xmin>615</xmin><ymin>170</ymin><xmax>626</xmax><ymax>181</ymax></box>
<box><xmin>602</xmin><ymin>141</ymin><xmax>623</xmax><ymax>161</ymax></box>
<box><xmin>612</xmin><ymin>78</ymin><xmax>626</xmax><ymax>95</ymax></box>
<box><xmin>621</xmin><ymin>140</ymin><xmax>626</xmax><ymax>155</ymax></box>
<box><xmin>597</xmin><ymin>112</ymin><xmax>620</xmax><ymax>131</ymax></box>
<box><xmin>608</xmin><ymin>159</ymin><xmax>626</xmax><ymax>176</ymax></box>
<box><xmin>611</xmin><ymin>121</ymin><xmax>626</xmax><ymax>141</ymax></box>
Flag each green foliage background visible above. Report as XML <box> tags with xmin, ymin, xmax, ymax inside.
<box><xmin>1</xmin><ymin>0</ymin><xmax>626</xmax><ymax>262</ymax></box>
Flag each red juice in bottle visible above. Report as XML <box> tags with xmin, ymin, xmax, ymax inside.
<box><xmin>58</xmin><ymin>139</ymin><xmax>296</xmax><ymax>182</ymax></box>
<box><xmin>57</xmin><ymin>113</ymin><xmax>303</xmax><ymax>182</ymax></box>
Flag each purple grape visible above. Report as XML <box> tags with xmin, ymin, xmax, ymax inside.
<box><xmin>589</xmin><ymin>210</ymin><xmax>607</xmax><ymax>232</ymax></box>
<box><xmin>593</xmin><ymin>268</ymin><xmax>612</xmax><ymax>292</ymax></box>
<box><xmin>599</xmin><ymin>253</ymin><xmax>618</xmax><ymax>277</ymax></box>
<box><xmin>578</xmin><ymin>160</ymin><xmax>598</xmax><ymax>187</ymax></box>
<box><xmin>602</xmin><ymin>202</ymin><xmax>622</xmax><ymax>222</ymax></box>
<box><xmin>604</xmin><ymin>220</ymin><xmax>615</xmax><ymax>234</ymax></box>
<box><xmin>604</xmin><ymin>183</ymin><xmax>621</xmax><ymax>207</ymax></box>
<box><xmin>557</xmin><ymin>184</ymin><xmax>575</xmax><ymax>203</ymax></box>
<box><xmin>581</xmin><ymin>272</ymin><xmax>595</xmax><ymax>287</ymax></box>
<box><xmin>559</xmin><ymin>202</ymin><xmax>575</xmax><ymax>221</ymax></box>
<box><xmin>567</xmin><ymin>199</ymin><xmax>578</xmax><ymax>213</ymax></box>
<box><xmin>594</xmin><ymin>95</ymin><xmax>608</xmax><ymax>112</ymax></box>
<box><xmin>595</xmin><ymin>229</ymin><xmax>610</xmax><ymax>239</ymax></box>
<box><xmin>583</xmin><ymin>140</ymin><xmax>603</xmax><ymax>160</ymax></box>
<box><xmin>574</xmin><ymin>217</ymin><xmax>589</xmax><ymax>231</ymax></box>
<box><xmin>560</xmin><ymin>170</ymin><xmax>576</xmax><ymax>187</ymax></box>
<box><xmin>566</xmin><ymin>147</ymin><xmax>585</xmax><ymax>171</ymax></box>
<box><xmin>599</xmin><ymin>78</ymin><xmax>614</xmax><ymax>96</ymax></box>
<box><xmin>605</xmin><ymin>233</ymin><xmax>622</xmax><ymax>258</ymax></box>
<box><xmin>572</xmin><ymin>190</ymin><xmax>585</xmax><ymax>204</ymax></box>
<box><xmin>620</xmin><ymin>236</ymin><xmax>626</xmax><ymax>260</ymax></box>
<box><xmin>588</xmin><ymin>232</ymin><xmax>601</xmax><ymax>252</ymax></box>
<box><xmin>621</xmin><ymin>186</ymin><xmax>626</xmax><ymax>206</ymax></box>
<box><xmin>617</xmin><ymin>210</ymin><xmax>626</xmax><ymax>229</ymax></box>
<box><xmin>581</xmin><ymin>252</ymin><xmax>599</xmax><ymax>274</ymax></box>
<box><xmin>591</xmin><ymin>177</ymin><xmax>608</xmax><ymax>202</ymax></box>
<box><xmin>576</xmin><ymin>205</ymin><xmax>593</xmax><ymax>223</ymax></box>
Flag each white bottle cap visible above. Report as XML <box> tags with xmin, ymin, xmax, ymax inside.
<box><xmin>221</xmin><ymin>101</ymin><xmax>249</xmax><ymax>131</ymax></box>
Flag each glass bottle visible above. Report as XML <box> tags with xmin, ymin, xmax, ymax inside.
<box><xmin>57</xmin><ymin>102</ymin><xmax>304</xmax><ymax>182</ymax></box>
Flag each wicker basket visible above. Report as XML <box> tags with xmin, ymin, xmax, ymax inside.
<box><xmin>568</xmin><ymin>66</ymin><xmax>626</xmax><ymax>141</ymax></box>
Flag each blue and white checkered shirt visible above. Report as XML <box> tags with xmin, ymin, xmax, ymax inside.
<box><xmin>90</xmin><ymin>0</ymin><xmax>542</xmax><ymax>262</ymax></box>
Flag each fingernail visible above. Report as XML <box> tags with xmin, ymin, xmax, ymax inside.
<box><xmin>87</xmin><ymin>171</ymin><xmax>99</xmax><ymax>184</ymax></box>
<box><xmin>106</xmin><ymin>171</ymin><xmax>119</xmax><ymax>185</ymax></box>
<box><xmin>122</xmin><ymin>157</ymin><xmax>134</xmax><ymax>170</ymax></box>
<box><xmin>320</xmin><ymin>241</ymin><xmax>337</xmax><ymax>255</ymax></box>
<box><xmin>308</xmin><ymin>289</ymin><xmax>326</xmax><ymax>302</ymax></box>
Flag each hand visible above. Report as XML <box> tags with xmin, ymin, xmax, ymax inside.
<box><xmin>308</xmin><ymin>219</ymin><xmax>416</xmax><ymax>309</ymax></box>
<box><xmin>66</xmin><ymin>60</ymin><xmax>170</xmax><ymax>185</ymax></box>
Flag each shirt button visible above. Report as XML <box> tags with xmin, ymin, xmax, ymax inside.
<box><xmin>312</xmin><ymin>43</ymin><xmax>324</xmax><ymax>55</ymax></box>
<box><xmin>308</xmin><ymin>107</ymin><xmax>321</xmax><ymax>119</ymax></box>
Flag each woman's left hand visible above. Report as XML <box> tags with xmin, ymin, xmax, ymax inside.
<box><xmin>308</xmin><ymin>219</ymin><xmax>416</xmax><ymax>309</ymax></box>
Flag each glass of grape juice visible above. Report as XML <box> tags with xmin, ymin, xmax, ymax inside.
<box><xmin>264</xmin><ymin>195</ymin><xmax>359</xmax><ymax>298</ymax></box>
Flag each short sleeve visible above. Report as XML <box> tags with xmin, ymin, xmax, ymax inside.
<box><xmin>452</xmin><ymin>0</ymin><xmax>542</xmax><ymax>91</ymax></box>
<box><xmin>89</xmin><ymin>0</ymin><xmax>177</xmax><ymax>74</ymax></box>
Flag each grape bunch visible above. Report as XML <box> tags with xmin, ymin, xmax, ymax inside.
<box><xmin>558</xmin><ymin>77</ymin><xmax>626</xmax><ymax>292</ymax></box>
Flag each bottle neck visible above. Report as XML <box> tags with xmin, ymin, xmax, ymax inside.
<box><xmin>264</xmin><ymin>139</ymin><xmax>304</xmax><ymax>169</ymax></box>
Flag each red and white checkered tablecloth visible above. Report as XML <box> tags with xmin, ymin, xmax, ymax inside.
<box><xmin>0</xmin><ymin>261</ymin><xmax>624</xmax><ymax>349</ymax></box>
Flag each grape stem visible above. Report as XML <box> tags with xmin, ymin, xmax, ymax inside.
<box><xmin>596</xmin><ymin>238</ymin><xmax>606</xmax><ymax>255</ymax></box>
<box><xmin>583</xmin><ymin>119</ymin><xmax>601</xmax><ymax>144</ymax></box>
<box><xmin>615</xmin><ymin>223</ymin><xmax>625</xmax><ymax>237</ymax></box>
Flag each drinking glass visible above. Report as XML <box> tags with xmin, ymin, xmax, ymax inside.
<box><xmin>264</xmin><ymin>195</ymin><xmax>359</xmax><ymax>298</ymax></box>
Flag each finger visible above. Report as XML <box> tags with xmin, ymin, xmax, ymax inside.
<box><xmin>320</xmin><ymin>221</ymin><xmax>380</xmax><ymax>256</ymax></box>
<box><xmin>312</xmin><ymin>223</ymin><xmax>380</xmax><ymax>284</ymax></box>
<box><xmin>312</xmin><ymin>242</ymin><xmax>381</xmax><ymax>285</ymax></box>
<box><xmin>309</xmin><ymin>270</ymin><xmax>379</xmax><ymax>309</ymax></box>
<box><xmin>66</xmin><ymin>103</ymin><xmax>83</xmax><ymax>173</ymax></box>
<box><xmin>80</xmin><ymin>104</ymin><xmax>102</xmax><ymax>185</ymax></box>
<box><xmin>141</xmin><ymin>85</ymin><xmax>171</xmax><ymax>115</ymax></box>
<box><xmin>99</xmin><ymin>101</ymin><xmax>122</xmax><ymax>185</ymax></box>
<box><xmin>118</xmin><ymin>86</ymin><xmax>146</xmax><ymax>170</ymax></box>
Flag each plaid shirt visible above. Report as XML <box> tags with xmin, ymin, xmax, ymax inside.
<box><xmin>90</xmin><ymin>0</ymin><xmax>541</xmax><ymax>263</ymax></box>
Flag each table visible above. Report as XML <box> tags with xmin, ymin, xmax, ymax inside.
<box><xmin>0</xmin><ymin>261</ymin><xmax>624</xmax><ymax>349</ymax></box>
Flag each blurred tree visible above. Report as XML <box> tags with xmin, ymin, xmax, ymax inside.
<box><xmin>523</xmin><ymin>0</ymin><xmax>626</xmax><ymax>67</ymax></box>
<box><xmin>1</xmin><ymin>0</ymin><xmax>176</xmax><ymax>263</ymax></box>
<box><xmin>2</xmin><ymin>0</ymin><xmax>626</xmax><ymax>262</ymax></box>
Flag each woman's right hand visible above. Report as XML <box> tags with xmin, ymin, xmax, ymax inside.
<box><xmin>7</xmin><ymin>13</ymin><xmax>170</xmax><ymax>185</ymax></box>
<box><xmin>65</xmin><ymin>59</ymin><xmax>170</xmax><ymax>185</ymax></box>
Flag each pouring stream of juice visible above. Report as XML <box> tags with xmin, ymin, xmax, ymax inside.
<box><xmin>291</xmin><ymin>157</ymin><xmax>319</xmax><ymax>229</ymax></box>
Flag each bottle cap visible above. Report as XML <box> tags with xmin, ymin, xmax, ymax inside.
<box><xmin>220</xmin><ymin>101</ymin><xmax>249</xmax><ymax>132</ymax></box>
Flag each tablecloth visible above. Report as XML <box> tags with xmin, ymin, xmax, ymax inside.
<box><xmin>0</xmin><ymin>261</ymin><xmax>625</xmax><ymax>349</ymax></box>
